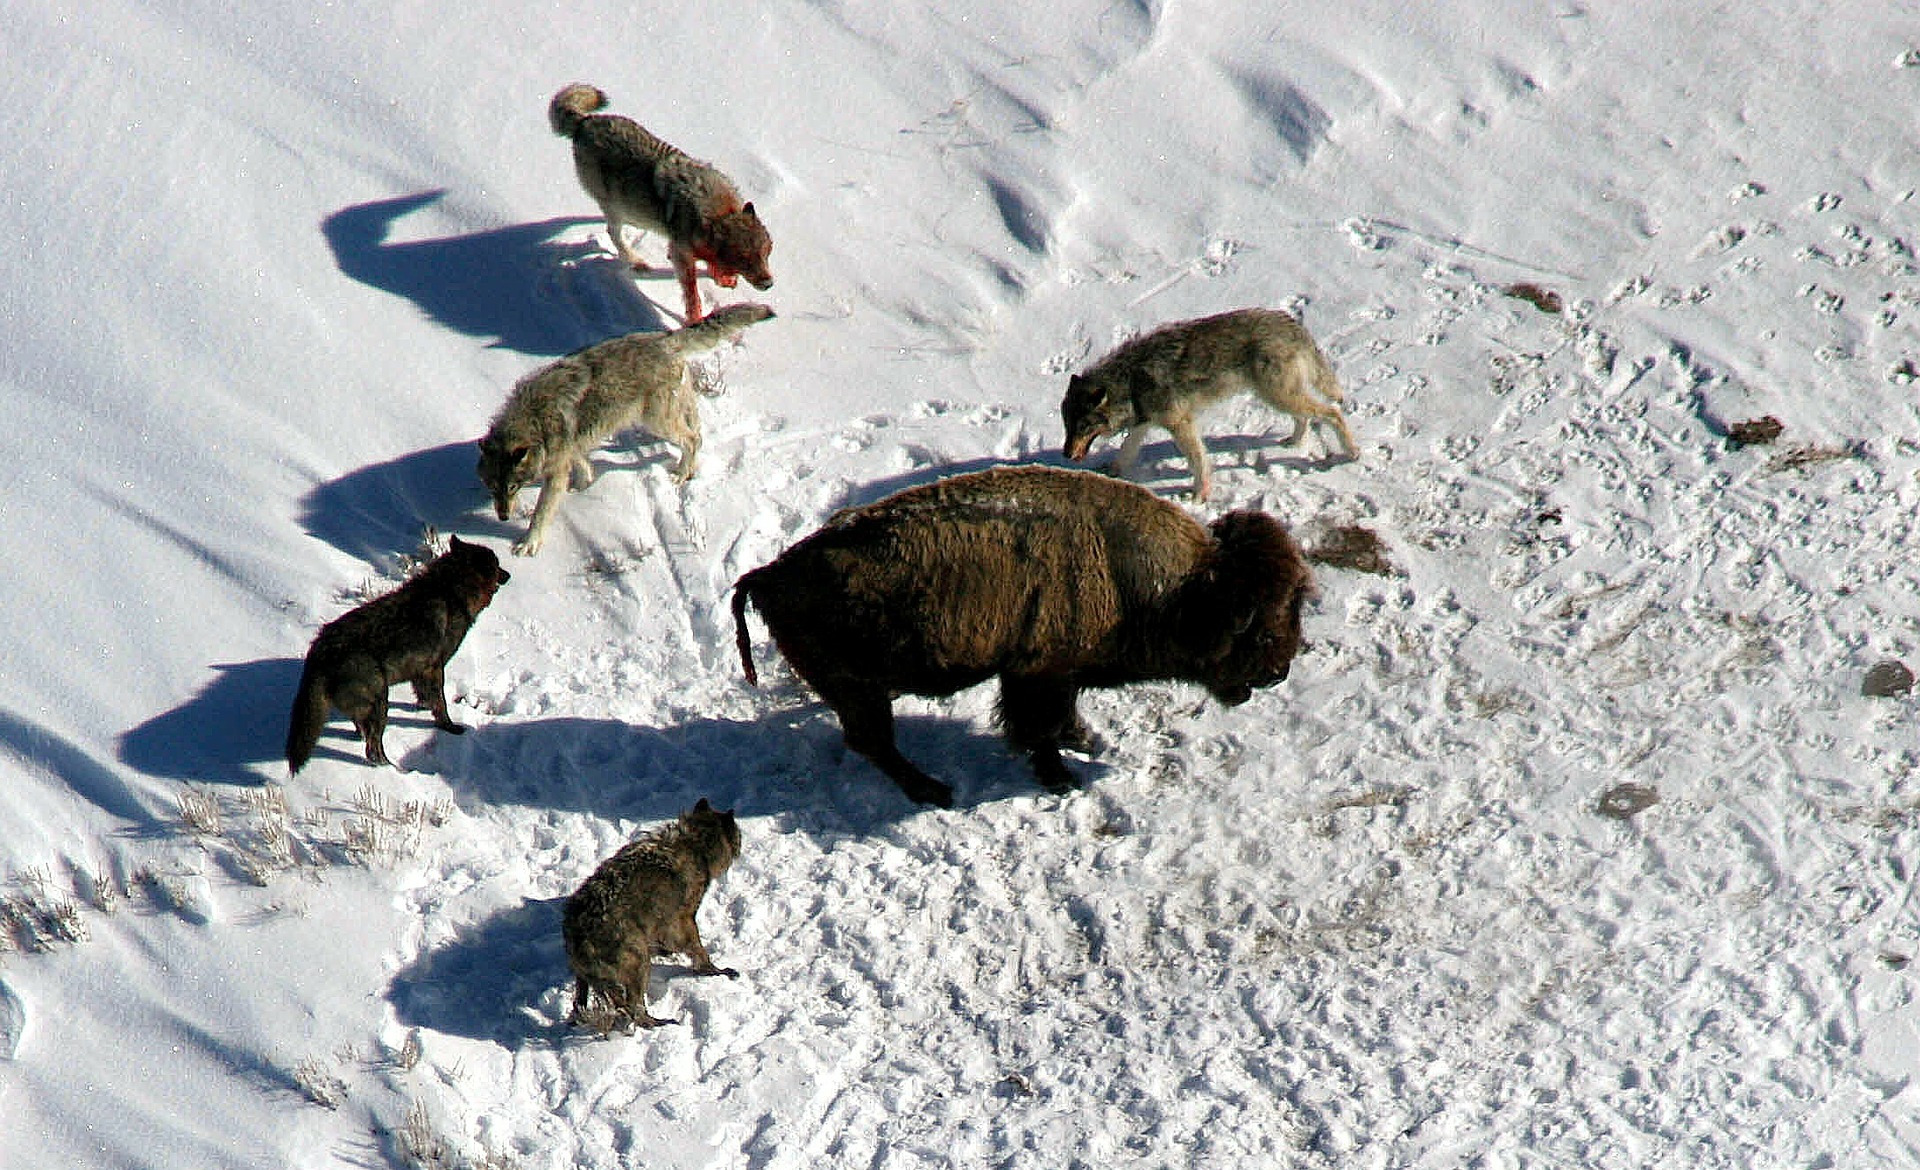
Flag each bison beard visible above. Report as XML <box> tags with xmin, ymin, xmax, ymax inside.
<box><xmin>730</xmin><ymin>467</ymin><xmax>1312</xmax><ymax>806</ymax></box>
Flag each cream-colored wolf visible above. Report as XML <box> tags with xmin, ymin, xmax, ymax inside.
<box><xmin>476</xmin><ymin>303</ymin><xmax>773</xmax><ymax>556</ymax></box>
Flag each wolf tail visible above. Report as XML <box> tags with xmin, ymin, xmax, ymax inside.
<box><xmin>548</xmin><ymin>83</ymin><xmax>610</xmax><ymax>138</ymax></box>
<box><xmin>730</xmin><ymin>575</ymin><xmax>761</xmax><ymax>687</ymax></box>
<box><xmin>285</xmin><ymin>659</ymin><xmax>329</xmax><ymax>774</ymax></box>
<box><xmin>665</xmin><ymin>303</ymin><xmax>776</xmax><ymax>359</ymax></box>
<box><xmin>1309</xmin><ymin>344</ymin><xmax>1346</xmax><ymax>405</ymax></box>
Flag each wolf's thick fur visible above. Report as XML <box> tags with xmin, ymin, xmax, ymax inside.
<box><xmin>549</xmin><ymin>83</ymin><xmax>773</xmax><ymax>323</ymax></box>
<box><xmin>477</xmin><ymin>303</ymin><xmax>774</xmax><ymax>556</ymax></box>
<box><xmin>732</xmin><ymin>465</ymin><xmax>1314</xmax><ymax>806</ymax></box>
<box><xmin>1062</xmin><ymin>308</ymin><xmax>1357</xmax><ymax>501</ymax></box>
<box><xmin>564</xmin><ymin>799</ymin><xmax>743</xmax><ymax>1032</ymax></box>
<box><xmin>285</xmin><ymin>536</ymin><xmax>509</xmax><ymax>773</ymax></box>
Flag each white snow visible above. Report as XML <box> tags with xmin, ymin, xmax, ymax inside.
<box><xmin>5</xmin><ymin>1</ymin><xmax>1920</xmax><ymax>1166</ymax></box>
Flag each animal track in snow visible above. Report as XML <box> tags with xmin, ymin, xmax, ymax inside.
<box><xmin>1797</xmin><ymin>284</ymin><xmax>1846</xmax><ymax>314</ymax></box>
<box><xmin>1692</xmin><ymin>224</ymin><xmax>1748</xmax><ymax>258</ymax></box>
<box><xmin>1343</xmin><ymin>217</ymin><xmax>1393</xmax><ymax>252</ymax></box>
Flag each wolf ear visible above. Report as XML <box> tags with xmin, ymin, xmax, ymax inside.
<box><xmin>449</xmin><ymin>534</ymin><xmax>468</xmax><ymax>551</ymax></box>
<box><xmin>693</xmin><ymin>797</ymin><xmax>712</xmax><ymax>813</ymax></box>
<box><xmin>742</xmin><ymin>202</ymin><xmax>756</xmax><ymax>217</ymax></box>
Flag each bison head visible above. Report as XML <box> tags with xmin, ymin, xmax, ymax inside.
<box><xmin>1179</xmin><ymin>511</ymin><xmax>1314</xmax><ymax>704</ymax></box>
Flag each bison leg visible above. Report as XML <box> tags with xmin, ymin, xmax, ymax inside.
<box><xmin>997</xmin><ymin>676</ymin><xmax>1083</xmax><ymax>794</ymax></box>
<box><xmin>820</xmin><ymin>681</ymin><xmax>955</xmax><ymax>808</ymax></box>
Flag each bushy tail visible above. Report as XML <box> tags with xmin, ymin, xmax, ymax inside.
<box><xmin>1308</xmin><ymin>345</ymin><xmax>1345</xmax><ymax>405</ymax></box>
<box><xmin>664</xmin><ymin>303</ymin><xmax>776</xmax><ymax>359</ymax></box>
<box><xmin>284</xmin><ymin>660</ymin><xmax>328</xmax><ymax>774</ymax></box>
<box><xmin>548</xmin><ymin>83</ymin><xmax>610</xmax><ymax>138</ymax></box>
<box><xmin>731</xmin><ymin>576</ymin><xmax>761</xmax><ymax>686</ymax></box>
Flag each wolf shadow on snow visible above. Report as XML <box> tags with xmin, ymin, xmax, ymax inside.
<box><xmin>321</xmin><ymin>189</ymin><xmax>666</xmax><ymax>357</ymax></box>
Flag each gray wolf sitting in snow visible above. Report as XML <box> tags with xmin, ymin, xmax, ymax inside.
<box><xmin>564</xmin><ymin>799</ymin><xmax>742</xmax><ymax>1032</ymax></box>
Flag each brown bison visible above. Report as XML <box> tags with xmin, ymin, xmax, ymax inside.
<box><xmin>730</xmin><ymin>465</ymin><xmax>1314</xmax><ymax>806</ymax></box>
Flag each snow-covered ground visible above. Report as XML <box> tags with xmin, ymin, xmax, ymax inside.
<box><xmin>6</xmin><ymin>2</ymin><xmax>1920</xmax><ymax>1166</ymax></box>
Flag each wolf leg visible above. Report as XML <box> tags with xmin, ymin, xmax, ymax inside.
<box><xmin>352</xmin><ymin>689</ymin><xmax>393</xmax><ymax>767</ymax></box>
<box><xmin>674</xmin><ymin>911</ymin><xmax>739</xmax><ymax>978</ymax></box>
<box><xmin>1111</xmin><ymin>427</ymin><xmax>1147</xmax><ymax>479</ymax></box>
<box><xmin>653</xmin><ymin>392</ymin><xmax>702</xmax><ymax>482</ymax></box>
<box><xmin>603</xmin><ymin>209</ymin><xmax>646</xmax><ymax>268</ymax></box>
<box><xmin>667</xmin><ymin>239</ymin><xmax>706</xmax><ymax>322</ymax></box>
<box><xmin>1323</xmin><ymin>407</ymin><xmax>1359</xmax><ymax>460</ymax></box>
<box><xmin>412</xmin><ymin>669</ymin><xmax>466</xmax><ymax>734</ymax></box>
<box><xmin>1167</xmin><ymin>418</ymin><xmax>1214</xmax><ymax>501</ymax></box>
<box><xmin>616</xmin><ymin>945</ymin><xmax>677</xmax><ymax>1028</ymax></box>
<box><xmin>515</xmin><ymin>475</ymin><xmax>566</xmax><ymax>556</ymax></box>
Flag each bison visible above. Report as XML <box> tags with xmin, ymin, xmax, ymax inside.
<box><xmin>730</xmin><ymin>465</ymin><xmax>1314</xmax><ymax>806</ymax></box>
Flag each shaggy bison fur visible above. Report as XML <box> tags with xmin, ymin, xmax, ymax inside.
<box><xmin>730</xmin><ymin>465</ymin><xmax>1314</xmax><ymax>806</ymax></box>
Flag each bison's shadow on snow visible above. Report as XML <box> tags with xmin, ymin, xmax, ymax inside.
<box><xmin>832</xmin><ymin>453</ymin><xmax>1076</xmax><ymax>512</ymax></box>
<box><xmin>322</xmin><ymin>190</ymin><xmax>662</xmax><ymax>357</ymax></box>
<box><xmin>829</xmin><ymin>433</ymin><xmax>1331</xmax><ymax>516</ymax></box>
<box><xmin>432</xmin><ymin>710</ymin><xmax>1090</xmax><ymax>827</ymax></box>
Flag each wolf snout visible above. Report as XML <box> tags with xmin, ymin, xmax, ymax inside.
<box><xmin>747</xmin><ymin>272</ymin><xmax>773</xmax><ymax>291</ymax></box>
<box><xmin>1063</xmin><ymin>434</ymin><xmax>1094</xmax><ymax>462</ymax></box>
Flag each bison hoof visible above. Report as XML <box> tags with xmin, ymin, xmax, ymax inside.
<box><xmin>1031</xmin><ymin>754</ymin><xmax>1080</xmax><ymax>795</ymax></box>
<box><xmin>1058</xmin><ymin>722</ymin><xmax>1104</xmax><ymax>757</ymax></box>
<box><xmin>900</xmin><ymin>777</ymin><xmax>955</xmax><ymax>808</ymax></box>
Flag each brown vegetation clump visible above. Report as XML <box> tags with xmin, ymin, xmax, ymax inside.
<box><xmin>1726</xmin><ymin>416</ymin><xmax>1785</xmax><ymax>448</ymax></box>
<box><xmin>1305</xmin><ymin>525</ymin><xmax>1397</xmax><ymax>576</ymax></box>
<box><xmin>1503</xmin><ymin>282</ymin><xmax>1564</xmax><ymax>315</ymax></box>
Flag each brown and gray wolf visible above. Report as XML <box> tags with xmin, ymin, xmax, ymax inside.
<box><xmin>1062</xmin><ymin>307</ymin><xmax>1357</xmax><ymax>501</ymax></box>
<box><xmin>564</xmin><ymin>798</ymin><xmax>743</xmax><ymax>1032</ymax></box>
<box><xmin>477</xmin><ymin>302</ymin><xmax>775</xmax><ymax>556</ymax></box>
<box><xmin>549</xmin><ymin>83</ymin><xmax>773</xmax><ymax>324</ymax></box>
<box><xmin>285</xmin><ymin>536</ymin><xmax>509</xmax><ymax>773</ymax></box>
<box><xmin>732</xmin><ymin>465</ymin><xmax>1314</xmax><ymax>807</ymax></box>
